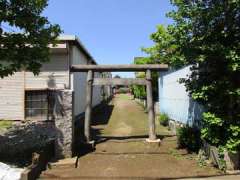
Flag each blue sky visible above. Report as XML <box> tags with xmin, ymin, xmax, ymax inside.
<box><xmin>44</xmin><ymin>0</ymin><xmax>173</xmax><ymax>77</ymax></box>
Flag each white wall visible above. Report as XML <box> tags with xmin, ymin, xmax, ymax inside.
<box><xmin>71</xmin><ymin>46</ymin><xmax>87</xmax><ymax>116</ymax></box>
<box><xmin>159</xmin><ymin>66</ymin><xmax>203</xmax><ymax>124</ymax></box>
<box><xmin>92</xmin><ymin>72</ymin><xmax>103</xmax><ymax>107</ymax></box>
<box><xmin>0</xmin><ymin>72</ymin><xmax>25</xmax><ymax>120</ymax></box>
<box><xmin>71</xmin><ymin>46</ymin><xmax>103</xmax><ymax>116</ymax></box>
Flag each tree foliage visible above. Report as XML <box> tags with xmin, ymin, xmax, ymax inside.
<box><xmin>142</xmin><ymin>25</ymin><xmax>186</xmax><ymax>68</ymax></box>
<box><xmin>145</xmin><ymin>0</ymin><xmax>240</xmax><ymax>152</ymax></box>
<box><xmin>0</xmin><ymin>0</ymin><xmax>61</xmax><ymax>77</ymax></box>
<box><xmin>132</xmin><ymin>57</ymin><xmax>159</xmax><ymax>100</ymax></box>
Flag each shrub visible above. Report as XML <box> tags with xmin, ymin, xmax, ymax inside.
<box><xmin>132</xmin><ymin>85</ymin><xmax>146</xmax><ymax>99</ymax></box>
<box><xmin>177</xmin><ymin>125</ymin><xmax>201</xmax><ymax>153</ymax></box>
<box><xmin>143</xmin><ymin>0</ymin><xmax>240</xmax><ymax>154</ymax></box>
<box><xmin>159</xmin><ymin>113</ymin><xmax>169</xmax><ymax>126</ymax></box>
<box><xmin>118</xmin><ymin>88</ymin><xmax>129</xmax><ymax>94</ymax></box>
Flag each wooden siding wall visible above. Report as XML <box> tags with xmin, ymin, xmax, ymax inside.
<box><xmin>0</xmin><ymin>42</ymin><xmax>103</xmax><ymax>121</ymax></box>
<box><xmin>0</xmin><ymin>52</ymin><xmax>69</xmax><ymax>121</ymax></box>
<box><xmin>25</xmin><ymin>54</ymin><xmax>69</xmax><ymax>90</ymax></box>
<box><xmin>0</xmin><ymin>72</ymin><xmax>25</xmax><ymax>120</ymax></box>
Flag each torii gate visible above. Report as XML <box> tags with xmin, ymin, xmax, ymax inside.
<box><xmin>71</xmin><ymin>64</ymin><xmax>168</xmax><ymax>144</ymax></box>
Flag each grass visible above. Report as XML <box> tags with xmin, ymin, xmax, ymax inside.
<box><xmin>117</xmin><ymin>93</ymin><xmax>132</xmax><ymax>100</ymax></box>
<box><xmin>0</xmin><ymin>120</ymin><xmax>13</xmax><ymax>130</ymax></box>
<box><xmin>102</xmin><ymin>93</ymin><xmax>170</xmax><ymax>137</ymax></box>
<box><xmin>169</xmin><ymin>148</ymin><xmax>183</xmax><ymax>160</ymax></box>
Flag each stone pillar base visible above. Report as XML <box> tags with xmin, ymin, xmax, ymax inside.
<box><xmin>146</xmin><ymin>138</ymin><xmax>161</xmax><ymax>143</ymax></box>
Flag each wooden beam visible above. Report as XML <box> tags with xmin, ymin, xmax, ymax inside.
<box><xmin>93</xmin><ymin>78</ymin><xmax>147</xmax><ymax>86</ymax></box>
<box><xmin>146</xmin><ymin>69</ymin><xmax>157</xmax><ymax>140</ymax></box>
<box><xmin>71</xmin><ymin>64</ymin><xmax>168</xmax><ymax>72</ymax></box>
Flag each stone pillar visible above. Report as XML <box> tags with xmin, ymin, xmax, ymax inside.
<box><xmin>54</xmin><ymin>90</ymin><xmax>74</xmax><ymax>159</ymax></box>
<box><xmin>146</xmin><ymin>69</ymin><xmax>159</xmax><ymax>143</ymax></box>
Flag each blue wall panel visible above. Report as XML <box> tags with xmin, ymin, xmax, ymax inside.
<box><xmin>159</xmin><ymin>66</ymin><xmax>203</xmax><ymax>125</ymax></box>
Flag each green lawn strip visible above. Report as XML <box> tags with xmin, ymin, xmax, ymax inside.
<box><xmin>0</xmin><ymin>120</ymin><xmax>13</xmax><ymax>130</ymax></box>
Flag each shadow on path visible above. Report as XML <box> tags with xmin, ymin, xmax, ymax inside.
<box><xmin>91</xmin><ymin>102</ymin><xmax>114</xmax><ymax>126</ymax></box>
<box><xmin>75</xmin><ymin>97</ymin><xmax>173</xmax><ymax>159</ymax></box>
<box><xmin>94</xmin><ymin>134</ymin><xmax>174</xmax><ymax>144</ymax></box>
<box><xmin>74</xmin><ymin>102</ymin><xmax>114</xmax><ymax>167</ymax></box>
<box><xmin>40</xmin><ymin>173</ymin><xmax>240</xmax><ymax>180</ymax></box>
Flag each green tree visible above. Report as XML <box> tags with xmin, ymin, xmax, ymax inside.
<box><xmin>0</xmin><ymin>0</ymin><xmax>61</xmax><ymax>77</ymax></box>
<box><xmin>132</xmin><ymin>57</ymin><xmax>159</xmax><ymax>100</ymax></box>
<box><xmin>146</xmin><ymin>0</ymin><xmax>240</xmax><ymax>153</ymax></box>
<box><xmin>143</xmin><ymin>25</ymin><xmax>186</xmax><ymax>68</ymax></box>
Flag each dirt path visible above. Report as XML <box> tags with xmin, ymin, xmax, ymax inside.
<box><xmin>40</xmin><ymin>94</ymin><xmax>235</xmax><ymax>180</ymax></box>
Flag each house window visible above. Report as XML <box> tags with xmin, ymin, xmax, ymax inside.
<box><xmin>25</xmin><ymin>90</ymin><xmax>55</xmax><ymax>121</ymax></box>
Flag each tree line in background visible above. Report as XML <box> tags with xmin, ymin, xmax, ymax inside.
<box><xmin>135</xmin><ymin>0</ymin><xmax>240</xmax><ymax>155</ymax></box>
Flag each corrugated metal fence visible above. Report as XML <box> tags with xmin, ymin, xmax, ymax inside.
<box><xmin>158</xmin><ymin>66</ymin><xmax>203</xmax><ymax>125</ymax></box>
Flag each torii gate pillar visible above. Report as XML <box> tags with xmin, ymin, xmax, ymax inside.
<box><xmin>146</xmin><ymin>69</ymin><xmax>157</xmax><ymax>141</ymax></box>
<box><xmin>85</xmin><ymin>70</ymin><xmax>93</xmax><ymax>143</ymax></box>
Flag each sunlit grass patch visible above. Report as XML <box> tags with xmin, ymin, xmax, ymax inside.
<box><xmin>117</xmin><ymin>93</ymin><xmax>132</xmax><ymax>100</ymax></box>
<box><xmin>0</xmin><ymin>120</ymin><xmax>13</xmax><ymax>130</ymax></box>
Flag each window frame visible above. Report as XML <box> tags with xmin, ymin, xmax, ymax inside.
<box><xmin>25</xmin><ymin>90</ymin><xmax>55</xmax><ymax>121</ymax></box>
